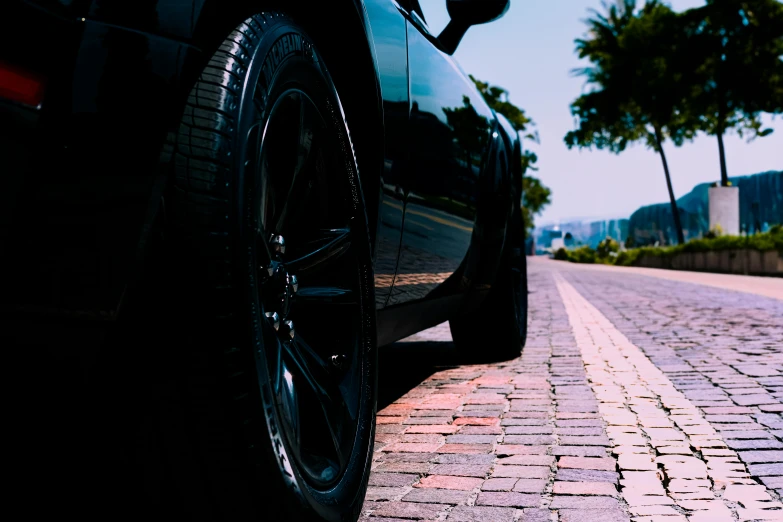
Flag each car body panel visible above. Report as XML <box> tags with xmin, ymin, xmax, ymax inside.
<box><xmin>385</xmin><ymin>18</ymin><xmax>496</xmax><ymax>308</ymax></box>
<box><xmin>362</xmin><ymin>0</ymin><xmax>409</xmax><ymax>310</ymax></box>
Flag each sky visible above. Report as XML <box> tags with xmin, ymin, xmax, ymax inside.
<box><xmin>419</xmin><ymin>0</ymin><xmax>783</xmax><ymax>226</ymax></box>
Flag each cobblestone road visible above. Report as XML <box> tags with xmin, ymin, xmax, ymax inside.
<box><xmin>364</xmin><ymin>257</ymin><xmax>783</xmax><ymax>522</ymax></box>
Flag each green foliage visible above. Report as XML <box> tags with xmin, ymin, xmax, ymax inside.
<box><xmin>469</xmin><ymin>75</ymin><xmax>552</xmax><ymax>234</ymax></box>
<box><xmin>552</xmin><ymin>245</ymin><xmax>598</xmax><ymax>264</ymax></box>
<box><xmin>614</xmin><ymin>249</ymin><xmax>643</xmax><ymax>266</ymax></box>
<box><xmin>596</xmin><ymin>237</ymin><xmax>621</xmax><ymax>258</ymax></box>
<box><xmin>704</xmin><ymin>223</ymin><xmax>725</xmax><ymax>239</ymax></box>
<box><xmin>565</xmin><ymin>0</ymin><xmax>697</xmax><ymax>153</ymax></box>
<box><xmin>680</xmin><ymin>0</ymin><xmax>783</xmax><ymax>185</ymax></box>
<box><xmin>521</xmin><ymin>175</ymin><xmax>552</xmax><ymax>234</ymax></box>
<box><xmin>555</xmin><ymin>228</ymin><xmax>783</xmax><ymax>266</ymax></box>
<box><xmin>470</xmin><ymin>75</ymin><xmax>535</xmax><ymax>136</ymax></box>
<box><xmin>570</xmin><ymin>246</ymin><xmax>598</xmax><ymax>264</ymax></box>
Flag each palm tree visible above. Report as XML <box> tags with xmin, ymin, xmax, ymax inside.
<box><xmin>565</xmin><ymin>0</ymin><xmax>694</xmax><ymax>244</ymax></box>
<box><xmin>682</xmin><ymin>0</ymin><xmax>783</xmax><ymax>187</ymax></box>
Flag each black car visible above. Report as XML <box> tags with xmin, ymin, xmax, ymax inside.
<box><xmin>2</xmin><ymin>1</ymin><xmax>527</xmax><ymax>520</ymax></box>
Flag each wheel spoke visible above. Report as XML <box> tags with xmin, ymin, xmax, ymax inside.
<box><xmin>278</xmin><ymin>360</ymin><xmax>301</xmax><ymax>459</ymax></box>
<box><xmin>285</xmin><ymin>228</ymin><xmax>351</xmax><ymax>276</ymax></box>
<box><xmin>283</xmin><ymin>335</ymin><xmax>348</xmax><ymax>469</ymax></box>
<box><xmin>272</xmin><ymin>92</ymin><xmax>321</xmax><ymax>233</ymax></box>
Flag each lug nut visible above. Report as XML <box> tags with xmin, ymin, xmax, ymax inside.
<box><xmin>270</xmin><ymin>234</ymin><xmax>286</xmax><ymax>254</ymax></box>
<box><xmin>290</xmin><ymin>274</ymin><xmax>299</xmax><ymax>294</ymax></box>
<box><xmin>330</xmin><ymin>354</ymin><xmax>346</xmax><ymax>369</ymax></box>
<box><xmin>264</xmin><ymin>311</ymin><xmax>280</xmax><ymax>331</ymax></box>
<box><xmin>282</xmin><ymin>319</ymin><xmax>295</xmax><ymax>339</ymax></box>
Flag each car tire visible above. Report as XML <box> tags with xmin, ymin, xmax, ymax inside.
<box><xmin>155</xmin><ymin>13</ymin><xmax>376</xmax><ymax>522</ymax></box>
<box><xmin>449</xmin><ymin>174</ymin><xmax>528</xmax><ymax>363</ymax></box>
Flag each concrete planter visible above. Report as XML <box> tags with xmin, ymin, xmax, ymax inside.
<box><xmin>636</xmin><ymin>249</ymin><xmax>783</xmax><ymax>276</ymax></box>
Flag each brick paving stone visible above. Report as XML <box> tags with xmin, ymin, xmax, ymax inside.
<box><xmin>550</xmin><ymin>496</ymin><xmax>623</xmax><ymax>509</ymax></box>
<box><xmin>370</xmin><ymin>501</ymin><xmax>445</xmax><ymax>519</ymax></box>
<box><xmin>444</xmin><ymin>435</ymin><xmax>497</xmax><ymax>444</ymax></box>
<box><xmin>445</xmin><ymin>505</ymin><xmax>517</xmax><ymax>521</ymax></box>
<box><xmin>404</xmin><ymin>425</ymin><xmax>460</xmax><ymax>434</ymax></box>
<box><xmin>375</xmin><ymin>462</ymin><xmax>432</xmax><ymax>474</ymax></box>
<box><xmin>551</xmin><ymin>446</ymin><xmax>608</xmax><ymax>457</ymax></box>
<box><xmin>496</xmin><ymin>455</ymin><xmax>555</xmax><ymax>466</ymax></box>
<box><xmin>502</xmin><ymin>435</ymin><xmax>556</xmax><ymax>445</ymax></box>
<box><xmin>458</xmin><ymin>426</ymin><xmax>502</xmax><ymax>435</ymax></box>
<box><xmin>494</xmin><ymin>445</ymin><xmax>548</xmax><ymax>456</ymax></box>
<box><xmin>748</xmin><ymin>463</ymin><xmax>783</xmax><ymax>476</ymax></box>
<box><xmin>553</xmin><ymin>481</ymin><xmax>618</xmax><ymax>495</ymax></box>
<box><xmin>452</xmin><ymin>417</ymin><xmax>499</xmax><ymax>426</ymax></box>
<box><xmin>559</xmin><ymin>435</ymin><xmax>611</xmax><ymax>446</ymax></box>
<box><xmin>558</xmin><ymin>456</ymin><xmax>616</xmax><ymax>471</ymax></box>
<box><xmin>437</xmin><ymin>444</ymin><xmax>493</xmax><ymax>454</ymax></box>
<box><xmin>400</xmin><ymin>434</ymin><xmax>443</xmax><ymax>444</ymax></box>
<box><xmin>427</xmin><ymin>464</ymin><xmax>491</xmax><ymax>477</ymax></box>
<box><xmin>365</xmin><ymin>486</ymin><xmax>409</xmax><ymax>501</ymax></box>
<box><xmin>432</xmin><ymin>453</ymin><xmax>495</xmax><ymax>465</ymax></box>
<box><xmin>401</xmin><ymin>488</ymin><xmax>471</xmax><ymax>504</ymax></box>
<box><xmin>383</xmin><ymin>443</ymin><xmax>442</xmax><ymax>453</ymax></box>
<box><xmin>480</xmin><ymin>478</ymin><xmax>517</xmax><ymax>491</ymax></box>
<box><xmin>518</xmin><ymin>509</ymin><xmax>551</xmax><ymax>522</ymax></box>
<box><xmin>558</xmin><ymin>509</ymin><xmax>631</xmax><ymax>522</ymax></box>
<box><xmin>369</xmin><ymin>473</ymin><xmax>419</xmax><ymax>487</ymax></box>
<box><xmin>725</xmin><ymin>439</ymin><xmax>783</xmax><ymax>450</ymax></box>
<box><xmin>512</xmin><ymin>479</ymin><xmax>547</xmax><ymax>493</ymax></box>
<box><xmin>379</xmin><ymin>453</ymin><xmax>436</xmax><ymax>463</ymax></box>
<box><xmin>492</xmin><ymin>465</ymin><xmax>549</xmax><ymax>479</ymax></box>
<box><xmin>738</xmin><ymin>451</ymin><xmax>783</xmax><ymax>464</ymax></box>
<box><xmin>556</xmin><ymin>468</ymin><xmax>619</xmax><ymax>482</ymax></box>
<box><xmin>475</xmin><ymin>491</ymin><xmax>539</xmax><ymax>508</ymax></box>
<box><xmin>415</xmin><ymin>475</ymin><xmax>483</xmax><ymax>490</ymax></box>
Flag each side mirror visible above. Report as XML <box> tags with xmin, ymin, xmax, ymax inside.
<box><xmin>437</xmin><ymin>0</ymin><xmax>510</xmax><ymax>55</ymax></box>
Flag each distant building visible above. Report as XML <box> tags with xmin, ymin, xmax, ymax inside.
<box><xmin>535</xmin><ymin>218</ymin><xmax>629</xmax><ymax>250</ymax></box>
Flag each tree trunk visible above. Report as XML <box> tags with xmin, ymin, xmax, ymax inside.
<box><xmin>717</xmin><ymin>130</ymin><xmax>729</xmax><ymax>187</ymax></box>
<box><xmin>654</xmin><ymin>126</ymin><xmax>685</xmax><ymax>245</ymax></box>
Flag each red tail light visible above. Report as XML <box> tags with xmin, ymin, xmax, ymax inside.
<box><xmin>0</xmin><ymin>61</ymin><xmax>46</xmax><ymax>108</ymax></box>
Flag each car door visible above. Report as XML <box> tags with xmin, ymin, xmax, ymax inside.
<box><xmin>386</xmin><ymin>3</ymin><xmax>494</xmax><ymax>307</ymax></box>
<box><xmin>362</xmin><ymin>0</ymin><xmax>410</xmax><ymax>309</ymax></box>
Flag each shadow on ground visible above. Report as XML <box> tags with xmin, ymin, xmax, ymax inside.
<box><xmin>378</xmin><ymin>340</ymin><xmax>460</xmax><ymax>411</ymax></box>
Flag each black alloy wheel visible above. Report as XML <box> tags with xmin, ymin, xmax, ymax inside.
<box><xmin>163</xmin><ymin>13</ymin><xmax>376</xmax><ymax>521</ymax></box>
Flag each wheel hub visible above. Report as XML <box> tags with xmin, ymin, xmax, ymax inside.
<box><xmin>261</xmin><ymin>238</ymin><xmax>300</xmax><ymax>321</ymax></box>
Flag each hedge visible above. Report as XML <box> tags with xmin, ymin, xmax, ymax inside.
<box><xmin>554</xmin><ymin>226</ymin><xmax>783</xmax><ymax>267</ymax></box>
